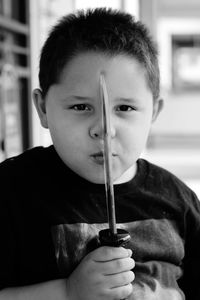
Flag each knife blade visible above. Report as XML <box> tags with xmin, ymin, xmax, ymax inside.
<box><xmin>100</xmin><ymin>73</ymin><xmax>117</xmax><ymax>236</ymax></box>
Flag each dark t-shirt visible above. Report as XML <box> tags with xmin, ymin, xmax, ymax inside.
<box><xmin>0</xmin><ymin>145</ymin><xmax>200</xmax><ymax>299</ymax></box>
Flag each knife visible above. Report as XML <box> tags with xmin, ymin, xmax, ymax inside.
<box><xmin>98</xmin><ymin>73</ymin><xmax>131</xmax><ymax>247</ymax></box>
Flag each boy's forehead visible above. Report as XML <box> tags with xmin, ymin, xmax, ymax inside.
<box><xmin>59</xmin><ymin>53</ymin><xmax>146</xmax><ymax>84</ymax></box>
<box><xmin>60</xmin><ymin>51</ymin><xmax>145</xmax><ymax>79</ymax></box>
<box><xmin>46</xmin><ymin>52</ymin><xmax>152</xmax><ymax>101</ymax></box>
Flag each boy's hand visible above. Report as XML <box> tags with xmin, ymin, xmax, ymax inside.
<box><xmin>66</xmin><ymin>246</ymin><xmax>135</xmax><ymax>300</ymax></box>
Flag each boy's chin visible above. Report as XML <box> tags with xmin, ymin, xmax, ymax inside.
<box><xmin>79</xmin><ymin>170</ymin><xmax>109</xmax><ymax>185</ymax></box>
<box><xmin>81</xmin><ymin>171</ymin><xmax>126</xmax><ymax>185</ymax></box>
<box><xmin>84</xmin><ymin>173</ymin><xmax>106</xmax><ymax>185</ymax></box>
<box><xmin>80</xmin><ymin>166</ymin><xmax>136</xmax><ymax>185</ymax></box>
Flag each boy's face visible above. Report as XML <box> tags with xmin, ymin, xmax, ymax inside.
<box><xmin>34</xmin><ymin>52</ymin><xmax>162</xmax><ymax>184</ymax></box>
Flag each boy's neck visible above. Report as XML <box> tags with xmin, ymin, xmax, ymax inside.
<box><xmin>114</xmin><ymin>163</ymin><xmax>137</xmax><ymax>185</ymax></box>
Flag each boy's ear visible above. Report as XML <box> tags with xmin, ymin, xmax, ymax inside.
<box><xmin>33</xmin><ymin>88</ymin><xmax>48</xmax><ymax>128</ymax></box>
<box><xmin>152</xmin><ymin>97</ymin><xmax>164</xmax><ymax>123</ymax></box>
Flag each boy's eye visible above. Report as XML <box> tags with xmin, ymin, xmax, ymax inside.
<box><xmin>116</xmin><ymin>105</ymin><xmax>134</xmax><ymax>112</ymax></box>
<box><xmin>70</xmin><ymin>104</ymin><xmax>91</xmax><ymax>111</ymax></box>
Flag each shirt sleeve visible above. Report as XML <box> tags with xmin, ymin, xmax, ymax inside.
<box><xmin>178</xmin><ymin>192</ymin><xmax>200</xmax><ymax>300</ymax></box>
<box><xmin>0</xmin><ymin>179</ymin><xmax>18</xmax><ymax>289</ymax></box>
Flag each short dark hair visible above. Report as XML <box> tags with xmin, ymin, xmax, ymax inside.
<box><xmin>39</xmin><ymin>8</ymin><xmax>160</xmax><ymax>99</ymax></box>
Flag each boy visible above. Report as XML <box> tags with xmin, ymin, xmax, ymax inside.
<box><xmin>0</xmin><ymin>7</ymin><xmax>200</xmax><ymax>300</ymax></box>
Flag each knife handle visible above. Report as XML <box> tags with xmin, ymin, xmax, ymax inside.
<box><xmin>98</xmin><ymin>228</ymin><xmax>131</xmax><ymax>300</ymax></box>
<box><xmin>99</xmin><ymin>228</ymin><xmax>131</xmax><ymax>247</ymax></box>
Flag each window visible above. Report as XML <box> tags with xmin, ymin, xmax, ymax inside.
<box><xmin>172</xmin><ymin>34</ymin><xmax>200</xmax><ymax>91</ymax></box>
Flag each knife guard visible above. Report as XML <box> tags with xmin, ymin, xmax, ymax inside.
<box><xmin>99</xmin><ymin>228</ymin><xmax>131</xmax><ymax>247</ymax></box>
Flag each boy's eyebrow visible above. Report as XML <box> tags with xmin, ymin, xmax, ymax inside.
<box><xmin>117</xmin><ymin>97</ymin><xmax>139</xmax><ymax>103</ymax></box>
<box><xmin>58</xmin><ymin>95</ymin><xmax>94</xmax><ymax>103</ymax></box>
<box><xmin>59</xmin><ymin>94</ymin><xmax>140</xmax><ymax>103</ymax></box>
<box><xmin>65</xmin><ymin>95</ymin><xmax>94</xmax><ymax>101</ymax></box>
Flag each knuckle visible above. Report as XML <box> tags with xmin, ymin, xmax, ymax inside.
<box><xmin>115</xmin><ymin>257</ymin><xmax>135</xmax><ymax>273</ymax></box>
<box><xmin>93</xmin><ymin>246</ymin><xmax>113</xmax><ymax>261</ymax></box>
<box><xmin>129</xmin><ymin>270</ymin><xmax>135</xmax><ymax>282</ymax></box>
<box><xmin>103</xmin><ymin>246</ymin><xmax>114</xmax><ymax>259</ymax></box>
<box><xmin>114</xmin><ymin>284</ymin><xmax>133</xmax><ymax>299</ymax></box>
<box><xmin>111</xmin><ymin>246</ymin><xmax>127</xmax><ymax>257</ymax></box>
<box><xmin>121</xmin><ymin>283</ymin><xmax>133</xmax><ymax>298</ymax></box>
<box><xmin>123</xmin><ymin>271</ymin><xmax>134</xmax><ymax>284</ymax></box>
<box><xmin>121</xmin><ymin>271</ymin><xmax>135</xmax><ymax>285</ymax></box>
<box><xmin>103</xmin><ymin>246</ymin><xmax>126</xmax><ymax>260</ymax></box>
<box><xmin>129</xmin><ymin>257</ymin><xmax>135</xmax><ymax>269</ymax></box>
<box><xmin>121</xmin><ymin>272</ymin><xmax>128</xmax><ymax>282</ymax></box>
<box><xmin>115</xmin><ymin>259</ymin><xmax>123</xmax><ymax>270</ymax></box>
<box><xmin>105</xmin><ymin>246</ymin><xmax>113</xmax><ymax>254</ymax></box>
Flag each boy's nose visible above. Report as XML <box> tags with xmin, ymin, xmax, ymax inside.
<box><xmin>89</xmin><ymin>119</ymin><xmax>116</xmax><ymax>139</ymax></box>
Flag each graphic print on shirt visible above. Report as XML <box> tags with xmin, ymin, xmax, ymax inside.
<box><xmin>51</xmin><ymin>219</ymin><xmax>185</xmax><ymax>299</ymax></box>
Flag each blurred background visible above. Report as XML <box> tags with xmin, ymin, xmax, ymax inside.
<box><xmin>0</xmin><ymin>0</ymin><xmax>200</xmax><ymax>198</ymax></box>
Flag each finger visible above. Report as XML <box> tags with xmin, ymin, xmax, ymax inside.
<box><xmin>109</xmin><ymin>283</ymin><xmax>133</xmax><ymax>299</ymax></box>
<box><xmin>106</xmin><ymin>271</ymin><xmax>135</xmax><ymax>288</ymax></box>
<box><xmin>92</xmin><ymin>246</ymin><xmax>132</xmax><ymax>262</ymax></box>
<box><xmin>100</xmin><ymin>257</ymin><xmax>135</xmax><ymax>275</ymax></box>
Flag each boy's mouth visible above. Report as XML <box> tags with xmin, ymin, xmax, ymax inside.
<box><xmin>90</xmin><ymin>151</ymin><xmax>117</xmax><ymax>165</ymax></box>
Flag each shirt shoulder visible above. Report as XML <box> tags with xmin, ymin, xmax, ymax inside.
<box><xmin>0</xmin><ymin>145</ymin><xmax>54</xmax><ymax>176</ymax></box>
<box><xmin>138</xmin><ymin>158</ymin><xmax>200</xmax><ymax>213</ymax></box>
